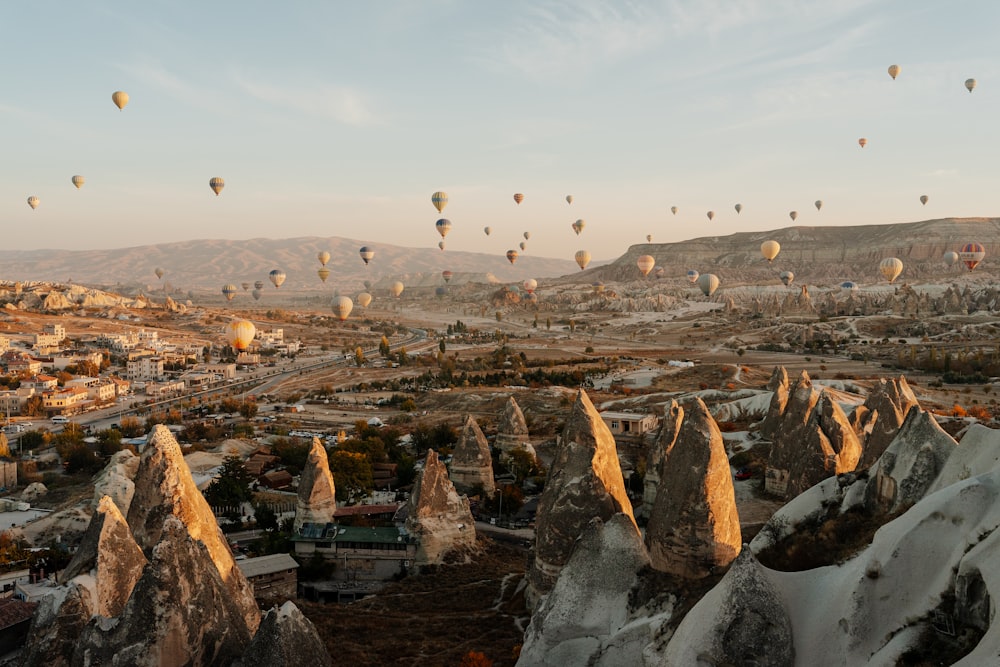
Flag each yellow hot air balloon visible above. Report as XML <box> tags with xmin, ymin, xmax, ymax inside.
<box><xmin>920</xmin><ymin>194</ymin><xmax>929</xmax><ymax>205</ymax></box>
<box><xmin>574</xmin><ymin>250</ymin><xmax>591</xmax><ymax>270</ymax></box>
<box><xmin>27</xmin><ymin>196</ymin><xmax>39</xmax><ymax>210</ymax></box>
<box><xmin>566</xmin><ymin>195</ymin><xmax>573</xmax><ymax>204</ymax></box>
<box><xmin>155</xmin><ymin>267</ymin><xmax>165</xmax><ymax>280</ymax></box>
<box><xmin>858</xmin><ymin>137</ymin><xmax>868</xmax><ymax>148</ymax></box>
<box><xmin>966</xmin><ymin>78</ymin><xmax>977</xmax><ymax>93</ymax></box>
<box><xmin>513</xmin><ymin>193</ymin><xmax>524</xmax><ymax>205</ymax></box>
<box><xmin>209</xmin><ymin>177</ymin><xmax>225</xmax><ymax>196</ymax></box>
<box><xmin>225</xmin><ymin>319</ymin><xmax>256</xmax><ymax>350</ymax></box>
<box><xmin>879</xmin><ymin>257</ymin><xmax>904</xmax><ymax>283</ymax></box>
<box><xmin>670</xmin><ymin>206</ymin><xmax>678</xmax><ymax>215</ymax></box>
<box><xmin>317</xmin><ymin>251</ymin><xmax>330</xmax><ymax>266</ymax></box>
<box><xmin>111</xmin><ymin>91</ymin><xmax>129</xmax><ymax>111</ymax></box>
<box><xmin>760</xmin><ymin>240</ymin><xmax>780</xmax><ymax>263</ymax></box>
<box><xmin>357</xmin><ymin>292</ymin><xmax>372</xmax><ymax>308</ymax></box>
<box><xmin>572</xmin><ymin>219</ymin><xmax>585</xmax><ymax>235</ymax></box>
<box><xmin>697</xmin><ymin>273</ymin><xmax>720</xmax><ymax>296</ymax></box>
<box><xmin>222</xmin><ymin>284</ymin><xmax>237</xmax><ymax>301</ymax></box>
<box><xmin>432</xmin><ymin>191</ymin><xmax>448</xmax><ymax>213</ymax></box>
<box><xmin>636</xmin><ymin>255</ymin><xmax>655</xmax><ymax>277</ymax></box>
<box><xmin>484</xmin><ymin>226</ymin><xmax>492</xmax><ymax>236</ymax></box>
<box><xmin>71</xmin><ymin>175</ymin><xmax>85</xmax><ymax>189</ymax></box>
<box><xmin>888</xmin><ymin>64</ymin><xmax>900</xmax><ymax>80</ymax></box>
<box><xmin>706</xmin><ymin>211</ymin><xmax>715</xmax><ymax>221</ymax></box>
<box><xmin>317</xmin><ymin>267</ymin><xmax>330</xmax><ymax>283</ymax></box>
<box><xmin>506</xmin><ymin>250</ymin><xmax>518</xmax><ymax>264</ymax></box>
<box><xmin>332</xmin><ymin>296</ymin><xmax>353</xmax><ymax>321</ymax></box>
<box><xmin>815</xmin><ymin>200</ymin><xmax>823</xmax><ymax>211</ymax></box>
<box><xmin>390</xmin><ymin>281</ymin><xmax>404</xmax><ymax>297</ymax></box>
<box><xmin>735</xmin><ymin>203</ymin><xmax>743</xmax><ymax>214</ymax></box>
<box><xmin>646</xmin><ymin>234</ymin><xmax>653</xmax><ymax>243</ymax></box>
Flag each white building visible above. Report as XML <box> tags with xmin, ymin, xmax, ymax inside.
<box><xmin>126</xmin><ymin>356</ymin><xmax>164</xmax><ymax>382</ymax></box>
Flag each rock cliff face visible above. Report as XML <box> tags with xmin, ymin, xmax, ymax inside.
<box><xmin>294</xmin><ymin>438</ymin><xmax>338</xmax><ymax>533</ymax></box>
<box><xmin>92</xmin><ymin>449</ymin><xmax>140</xmax><ymax>513</ymax></box>
<box><xmin>645</xmin><ymin>397</ymin><xmax>741</xmax><ymax>578</ymax></box>
<box><xmin>640</xmin><ymin>400</ymin><xmax>683</xmax><ymax>519</ymax></box>
<box><xmin>239</xmin><ymin>602</ymin><xmax>333</xmax><ymax>667</ymax></box>
<box><xmin>496</xmin><ymin>396</ymin><xmax>531</xmax><ymax>453</ymax></box>
<box><xmin>526</xmin><ymin>390</ymin><xmax>636</xmax><ymax>608</ymax></box>
<box><xmin>449</xmin><ymin>415</ymin><xmax>496</xmax><ymax>496</ymax></box>
<box><xmin>855</xmin><ymin>376</ymin><xmax>920</xmax><ymax>469</ymax></box>
<box><xmin>518</xmin><ymin>514</ymin><xmax>649</xmax><ymax>666</ymax></box>
<box><xmin>758</xmin><ymin>366</ymin><xmax>790</xmax><ymax>439</ymax></box>
<box><xmin>127</xmin><ymin>424</ymin><xmax>261</xmax><ymax>633</ymax></box>
<box><xmin>405</xmin><ymin>449</ymin><xmax>476</xmax><ymax>566</ymax></box>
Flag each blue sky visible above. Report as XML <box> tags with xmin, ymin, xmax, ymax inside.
<box><xmin>2</xmin><ymin>1</ymin><xmax>997</xmax><ymax>261</ymax></box>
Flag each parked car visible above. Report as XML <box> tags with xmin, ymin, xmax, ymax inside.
<box><xmin>735</xmin><ymin>467</ymin><xmax>752</xmax><ymax>481</ymax></box>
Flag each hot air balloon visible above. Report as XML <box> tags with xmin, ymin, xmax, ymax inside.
<box><xmin>268</xmin><ymin>270</ymin><xmax>285</xmax><ymax>288</ymax></box>
<box><xmin>435</xmin><ymin>286</ymin><xmax>448</xmax><ymax>299</ymax></box>
<box><xmin>572</xmin><ymin>219</ymin><xmax>585</xmax><ymax>235</ymax></box>
<box><xmin>332</xmin><ymin>296</ymin><xmax>353</xmax><ymax>321</ymax></box>
<box><xmin>646</xmin><ymin>234</ymin><xmax>653</xmax><ymax>243</ymax></box>
<box><xmin>359</xmin><ymin>246</ymin><xmax>375</xmax><ymax>265</ymax></box>
<box><xmin>636</xmin><ymin>255</ymin><xmax>655</xmax><ymax>277</ymax></box>
<box><xmin>506</xmin><ymin>250</ymin><xmax>518</xmax><ymax>264</ymax></box>
<box><xmin>222</xmin><ymin>284</ymin><xmax>237</xmax><ymax>301</ymax></box>
<box><xmin>697</xmin><ymin>273</ymin><xmax>720</xmax><ymax>296</ymax></box>
<box><xmin>252</xmin><ymin>288</ymin><xmax>262</xmax><ymax>301</ymax></box>
<box><xmin>566</xmin><ymin>195</ymin><xmax>573</xmax><ymax>204</ymax></box>
<box><xmin>241</xmin><ymin>282</ymin><xmax>250</xmax><ymax>291</ymax></box>
<box><xmin>484</xmin><ymin>226</ymin><xmax>492</xmax><ymax>236</ymax></box>
<box><xmin>670</xmin><ymin>206</ymin><xmax>678</xmax><ymax>215</ymax></box>
<box><xmin>27</xmin><ymin>196</ymin><xmax>39</xmax><ymax>210</ymax></box>
<box><xmin>442</xmin><ymin>270</ymin><xmax>453</xmax><ymax>283</ymax></box>
<box><xmin>879</xmin><ymin>257</ymin><xmax>904</xmax><ymax>283</ymax></box>
<box><xmin>111</xmin><ymin>91</ymin><xmax>129</xmax><ymax>111</ymax></box>
<box><xmin>920</xmin><ymin>195</ymin><xmax>929</xmax><ymax>205</ymax></box>
<box><xmin>519</xmin><ymin>241</ymin><xmax>527</xmax><ymax>251</ymax></box>
<box><xmin>888</xmin><ymin>64</ymin><xmax>900</xmax><ymax>80</ymax></box>
<box><xmin>523</xmin><ymin>232</ymin><xmax>530</xmax><ymax>241</ymax></box>
<box><xmin>523</xmin><ymin>278</ymin><xmax>537</xmax><ymax>294</ymax></box>
<box><xmin>225</xmin><ymin>320</ymin><xmax>256</xmax><ymax>351</ymax></box>
<box><xmin>761</xmin><ymin>240</ymin><xmax>780</xmax><ymax>263</ymax></box>
<box><xmin>317</xmin><ymin>251</ymin><xmax>330</xmax><ymax>266</ymax></box>
<box><xmin>363</xmin><ymin>280</ymin><xmax>372</xmax><ymax>291</ymax></box>
<box><xmin>432</xmin><ymin>191</ymin><xmax>448</xmax><ymax>213</ymax></box>
<box><xmin>438</xmin><ymin>241</ymin><xmax>446</xmax><ymax>251</ymax></box>
<box><xmin>317</xmin><ymin>267</ymin><xmax>330</xmax><ymax>283</ymax></box>
<box><xmin>706</xmin><ymin>211</ymin><xmax>715</xmax><ymax>221</ymax></box>
<box><xmin>959</xmin><ymin>242</ymin><xmax>986</xmax><ymax>271</ymax></box>
<box><xmin>574</xmin><ymin>250</ymin><xmax>591</xmax><ymax>270</ymax></box>
<box><xmin>592</xmin><ymin>282</ymin><xmax>605</xmax><ymax>293</ymax></box>
<box><xmin>815</xmin><ymin>200</ymin><xmax>823</xmax><ymax>211</ymax></box>
<box><xmin>72</xmin><ymin>175</ymin><xmax>85</xmax><ymax>189</ymax></box>
<box><xmin>966</xmin><ymin>78</ymin><xmax>977</xmax><ymax>93</ymax></box>
<box><xmin>154</xmin><ymin>268</ymin><xmax>165</xmax><ymax>280</ymax></box>
<box><xmin>858</xmin><ymin>137</ymin><xmax>868</xmax><ymax>148</ymax></box>
<box><xmin>435</xmin><ymin>218</ymin><xmax>452</xmax><ymax>238</ymax></box>
<box><xmin>390</xmin><ymin>281</ymin><xmax>404</xmax><ymax>297</ymax></box>
<box><xmin>735</xmin><ymin>203</ymin><xmax>743</xmax><ymax>214</ymax></box>
<box><xmin>686</xmin><ymin>269</ymin><xmax>699</xmax><ymax>284</ymax></box>
<box><xmin>789</xmin><ymin>211</ymin><xmax>798</xmax><ymax>221</ymax></box>
<box><xmin>254</xmin><ymin>280</ymin><xmax>265</xmax><ymax>290</ymax></box>
<box><xmin>943</xmin><ymin>251</ymin><xmax>959</xmax><ymax>266</ymax></box>
<box><xmin>209</xmin><ymin>177</ymin><xmax>225</xmax><ymax>196</ymax></box>
<box><xmin>513</xmin><ymin>193</ymin><xmax>524</xmax><ymax>205</ymax></box>
<box><xmin>840</xmin><ymin>281</ymin><xmax>858</xmax><ymax>296</ymax></box>
<box><xmin>357</xmin><ymin>292</ymin><xmax>372</xmax><ymax>308</ymax></box>
<box><xmin>780</xmin><ymin>270</ymin><xmax>794</xmax><ymax>286</ymax></box>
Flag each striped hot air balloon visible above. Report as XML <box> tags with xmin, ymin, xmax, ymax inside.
<box><xmin>959</xmin><ymin>242</ymin><xmax>986</xmax><ymax>271</ymax></box>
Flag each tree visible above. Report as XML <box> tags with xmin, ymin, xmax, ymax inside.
<box><xmin>119</xmin><ymin>416</ymin><xmax>145</xmax><ymax>438</ymax></box>
<box><xmin>459</xmin><ymin>652</ymin><xmax>493</xmax><ymax>667</ymax></box>
<box><xmin>546</xmin><ymin>317</ymin><xmax>551</xmax><ymax>330</ymax></box>
<box><xmin>22</xmin><ymin>395</ymin><xmax>44</xmax><ymax>418</ymax></box>
<box><xmin>253</xmin><ymin>503</ymin><xmax>279</xmax><ymax>532</ymax></box>
<box><xmin>438</xmin><ymin>339</ymin><xmax>446</xmax><ymax>354</ymax></box>
<box><xmin>19</xmin><ymin>430</ymin><xmax>46</xmax><ymax>451</ymax></box>
<box><xmin>355</xmin><ymin>346</ymin><xmax>365</xmax><ymax>366</ymax></box>
<box><xmin>0</xmin><ymin>433</ymin><xmax>9</xmax><ymax>458</ymax></box>
<box><xmin>203</xmin><ymin>455</ymin><xmax>254</xmax><ymax>508</ymax></box>
<box><xmin>238</xmin><ymin>400</ymin><xmax>259</xmax><ymax>420</ymax></box>
<box><xmin>329</xmin><ymin>450</ymin><xmax>374</xmax><ymax>502</ymax></box>
<box><xmin>379</xmin><ymin>335</ymin><xmax>391</xmax><ymax>358</ymax></box>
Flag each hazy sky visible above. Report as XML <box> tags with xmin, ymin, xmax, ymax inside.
<box><xmin>3</xmin><ymin>1</ymin><xmax>997</xmax><ymax>261</ymax></box>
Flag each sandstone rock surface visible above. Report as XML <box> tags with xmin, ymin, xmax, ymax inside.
<box><xmin>240</xmin><ymin>602</ymin><xmax>333</xmax><ymax>667</ymax></box>
<box><xmin>496</xmin><ymin>396</ymin><xmax>530</xmax><ymax>453</ymax></box>
<box><xmin>449</xmin><ymin>415</ymin><xmax>496</xmax><ymax>496</ymax></box>
<box><xmin>294</xmin><ymin>438</ymin><xmax>338</xmax><ymax>532</ymax></box>
<box><xmin>405</xmin><ymin>449</ymin><xmax>476</xmax><ymax>566</ymax></box>
<box><xmin>640</xmin><ymin>399</ymin><xmax>682</xmax><ymax>519</ymax></box>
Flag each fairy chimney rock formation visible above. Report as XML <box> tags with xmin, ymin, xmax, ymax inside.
<box><xmin>449</xmin><ymin>415</ymin><xmax>496</xmax><ymax>497</ymax></box>
<box><xmin>645</xmin><ymin>397</ymin><xmax>741</xmax><ymax>578</ymax></box>
<box><xmin>496</xmin><ymin>396</ymin><xmax>531</xmax><ymax>453</ymax></box>
<box><xmin>640</xmin><ymin>400</ymin><xmax>683</xmax><ymax>519</ymax></box>
<box><xmin>526</xmin><ymin>390</ymin><xmax>636</xmax><ymax>608</ymax></box>
<box><xmin>126</xmin><ymin>424</ymin><xmax>260</xmax><ymax>633</ymax></box>
<box><xmin>758</xmin><ymin>366</ymin><xmax>790</xmax><ymax>439</ymax></box>
<box><xmin>405</xmin><ymin>449</ymin><xmax>476</xmax><ymax>566</ymax></box>
<box><xmin>295</xmin><ymin>438</ymin><xmax>338</xmax><ymax>533</ymax></box>
<box><xmin>241</xmin><ymin>602</ymin><xmax>333</xmax><ymax>667</ymax></box>
<box><xmin>92</xmin><ymin>448</ymin><xmax>140</xmax><ymax>514</ymax></box>
<box><xmin>856</xmin><ymin>376</ymin><xmax>920</xmax><ymax>469</ymax></box>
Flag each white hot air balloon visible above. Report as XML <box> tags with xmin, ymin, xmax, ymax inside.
<box><xmin>879</xmin><ymin>257</ymin><xmax>904</xmax><ymax>283</ymax></box>
<box><xmin>390</xmin><ymin>281</ymin><xmax>404</xmax><ymax>297</ymax></box>
<box><xmin>760</xmin><ymin>240</ymin><xmax>780</xmax><ymax>263</ymax></box>
<box><xmin>697</xmin><ymin>273</ymin><xmax>720</xmax><ymax>296</ymax></box>
<box><xmin>225</xmin><ymin>320</ymin><xmax>256</xmax><ymax>350</ymax></box>
<box><xmin>780</xmin><ymin>270</ymin><xmax>794</xmax><ymax>286</ymax></box>
<box><xmin>332</xmin><ymin>296</ymin><xmax>354</xmax><ymax>321</ymax></box>
<box><xmin>357</xmin><ymin>292</ymin><xmax>373</xmax><ymax>308</ymax></box>
<box><xmin>574</xmin><ymin>250</ymin><xmax>591</xmax><ymax>270</ymax></box>
<box><xmin>966</xmin><ymin>78</ymin><xmax>977</xmax><ymax>93</ymax></box>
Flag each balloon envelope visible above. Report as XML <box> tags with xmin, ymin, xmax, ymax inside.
<box><xmin>840</xmin><ymin>281</ymin><xmax>858</xmax><ymax>296</ymax></box>
<box><xmin>636</xmin><ymin>255</ymin><xmax>655</xmax><ymax>277</ymax></box>
<box><xmin>72</xmin><ymin>175</ymin><xmax>85</xmax><ymax>189</ymax></box>
<box><xmin>966</xmin><ymin>78</ymin><xmax>977</xmax><ymax>93</ymax></box>
<box><xmin>154</xmin><ymin>268</ymin><xmax>165</xmax><ymax>280</ymax></box>
<box><xmin>513</xmin><ymin>193</ymin><xmax>524</xmax><ymax>205</ymax></box>
<box><xmin>435</xmin><ymin>218</ymin><xmax>452</xmax><ymax>238</ymax></box>
<box><xmin>209</xmin><ymin>177</ymin><xmax>225</xmax><ymax>196</ymax></box>
<box><xmin>27</xmin><ymin>196</ymin><xmax>39</xmax><ymax>210</ymax></box>
<box><xmin>566</xmin><ymin>195</ymin><xmax>573</xmax><ymax>204</ymax></box>
<box><xmin>858</xmin><ymin>137</ymin><xmax>867</xmax><ymax>148</ymax></box>
<box><xmin>920</xmin><ymin>195</ymin><xmax>929</xmax><ymax>205</ymax></box>
<box><xmin>574</xmin><ymin>250</ymin><xmax>591</xmax><ymax>270</ymax></box>
<box><xmin>222</xmin><ymin>284</ymin><xmax>237</xmax><ymax>301</ymax></box>
<box><xmin>241</xmin><ymin>282</ymin><xmax>250</xmax><ymax>291</ymax></box>
<box><xmin>432</xmin><ymin>191</ymin><xmax>448</xmax><ymax>213</ymax></box>
<box><xmin>572</xmin><ymin>219</ymin><xmax>585</xmax><ymax>235</ymax></box>
<box><xmin>815</xmin><ymin>200</ymin><xmax>823</xmax><ymax>211</ymax></box>
<box><xmin>943</xmin><ymin>251</ymin><xmax>960</xmax><ymax>266</ymax></box>
<box><xmin>780</xmin><ymin>270</ymin><xmax>794</xmax><ymax>286</ymax></box>
<box><xmin>646</xmin><ymin>234</ymin><xmax>653</xmax><ymax>243</ymax></box>
<box><xmin>225</xmin><ymin>320</ymin><xmax>256</xmax><ymax>351</ymax></box>
<box><xmin>959</xmin><ymin>242</ymin><xmax>986</xmax><ymax>271</ymax></box>
<box><xmin>112</xmin><ymin>90</ymin><xmax>129</xmax><ymax>110</ymax></box>
<box><xmin>317</xmin><ymin>267</ymin><xmax>330</xmax><ymax>282</ymax></box>
<box><xmin>879</xmin><ymin>257</ymin><xmax>904</xmax><ymax>283</ymax></box>
<box><xmin>523</xmin><ymin>231</ymin><xmax>530</xmax><ymax>240</ymax></box>
<box><xmin>519</xmin><ymin>241</ymin><xmax>527</xmax><ymax>251</ymax></box>
<box><xmin>706</xmin><ymin>211</ymin><xmax>715</xmax><ymax>221</ymax></box>
<box><xmin>697</xmin><ymin>273</ymin><xmax>720</xmax><ymax>296</ymax></box>
<box><xmin>523</xmin><ymin>278</ymin><xmax>537</xmax><ymax>293</ymax></box>
<box><xmin>390</xmin><ymin>281</ymin><xmax>404</xmax><ymax>297</ymax></box>
<box><xmin>484</xmin><ymin>226</ymin><xmax>492</xmax><ymax>236</ymax></box>
<box><xmin>254</xmin><ymin>280</ymin><xmax>265</xmax><ymax>290</ymax></box>
<box><xmin>686</xmin><ymin>269</ymin><xmax>699</xmax><ymax>284</ymax></box>
<box><xmin>252</xmin><ymin>288</ymin><xmax>262</xmax><ymax>301</ymax></box>
<box><xmin>735</xmin><ymin>203</ymin><xmax>742</xmax><ymax>214</ymax></box>
<box><xmin>670</xmin><ymin>206</ymin><xmax>678</xmax><ymax>215</ymax></box>
<box><xmin>438</xmin><ymin>241</ymin><xmax>446</xmax><ymax>250</ymax></box>
<box><xmin>357</xmin><ymin>292</ymin><xmax>372</xmax><ymax>308</ymax></box>
<box><xmin>332</xmin><ymin>296</ymin><xmax>353</xmax><ymax>321</ymax></box>
<box><xmin>317</xmin><ymin>251</ymin><xmax>330</xmax><ymax>266</ymax></box>
<box><xmin>506</xmin><ymin>250</ymin><xmax>518</xmax><ymax>264</ymax></box>
<box><xmin>789</xmin><ymin>211</ymin><xmax>798</xmax><ymax>221</ymax></box>
<box><xmin>888</xmin><ymin>64</ymin><xmax>900</xmax><ymax>80</ymax></box>
<box><xmin>442</xmin><ymin>270</ymin><xmax>453</xmax><ymax>283</ymax></box>
<box><xmin>359</xmin><ymin>246</ymin><xmax>375</xmax><ymax>265</ymax></box>
<box><xmin>761</xmin><ymin>240</ymin><xmax>780</xmax><ymax>262</ymax></box>
<box><xmin>268</xmin><ymin>270</ymin><xmax>285</xmax><ymax>288</ymax></box>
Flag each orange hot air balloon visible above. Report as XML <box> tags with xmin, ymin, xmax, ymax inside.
<box><xmin>513</xmin><ymin>193</ymin><xmax>524</xmax><ymax>205</ymax></box>
<box><xmin>226</xmin><ymin>319</ymin><xmax>256</xmax><ymax>351</ymax></box>
<box><xmin>959</xmin><ymin>242</ymin><xmax>986</xmax><ymax>271</ymax></box>
<box><xmin>858</xmin><ymin>137</ymin><xmax>868</xmax><ymax>148</ymax></box>
<box><xmin>506</xmin><ymin>250</ymin><xmax>518</xmax><ymax>264</ymax></box>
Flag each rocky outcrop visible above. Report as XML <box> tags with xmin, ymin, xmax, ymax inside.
<box><xmin>758</xmin><ymin>366</ymin><xmax>790</xmax><ymax>439</ymax></box>
<box><xmin>518</xmin><ymin>514</ymin><xmax>649</xmax><ymax>666</ymax></box>
<box><xmin>930</xmin><ymin>423</ymin><xmax>1000</xmax><ymax>493</ymax></box>
<box><xmin>855</xmin><ymin>376</ymin><xmax>920</xmax><ymax>469</ymax></box>
<box><xmin>22</xmin><ymin>582</ymin><xmax>94</xmax><ymax>667</ymax></box>
<box><xmin>645</xmin><ymin>397</ymin><xmax>741</xmax><ymax>578</ymax></box>
<box><xmin>405</xmin><ymin>449</ymin><xmax>476</xmax><ymax>567</ymax></box>
<box><xmin>294</xmin><ymin>438</ymin><xmax>338</xmax><ymax>533</ymax></box>
<box><xmin>496</xmin><ymin>396</ymin><xmax>530</xmax><ymax>453</ymax></box>
<box><xmin>662</xmin><ymin>548</ymin><xmax>794</xmax><ymax>666</ymax></box>
<box><xmin>449</xmin><ymin>415</ymin><xmax>496</xmax><ymax>496</ymax></box>
<box><xmin>126</xmin><ymin>424</ymin><xmax>260</xmax><ymax>633</ymax></box>
<box><xmin>92</xmin><ymin>449</ymin><xmax>140</xmax><ymax>513</ymax></box>
<box><xmin>526</xmin><ymin>390</ymin><xmax>636</xmax><ymax>608</ymax></box>
<box><xmin>240</xmin><ymin>602</ymin><xmax>333</xmax><ymax>667</ymax></box>
<box><xmin>640</xmin><ymin>400</ymin><xmax>682</xmax><ymax>519</ymax></box>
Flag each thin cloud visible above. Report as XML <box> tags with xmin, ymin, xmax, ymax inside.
<box><xmin>233</xmin><ymin>74</ymin><xmax>380</xmax><ymax>127</ymax></box>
